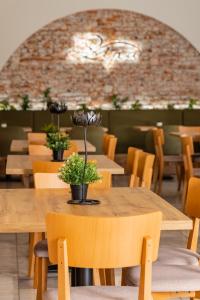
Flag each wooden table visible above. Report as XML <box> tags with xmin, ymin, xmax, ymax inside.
<box><xmin>10</xmin><ymin>139</ymin><xmax>96</xmax><ymax>153</ymax></box>
<box><xmin>133</xmin><ymin>126</ymin><xmax>156</xmax><ymax>132</ymax></box>
<box><xmin>170</xmin><ymin>131</ymin><xmax>200</xmax><ymax>143</ymax></box>
<box><xmin>6</xmin><ymin>154</ymin><xmax>124</xmax><ymax>175</ymax></box>
<box><xmin>0</xmin><ymin>187</ymin><xmax>192</xmax><ymax>233</ymax></box>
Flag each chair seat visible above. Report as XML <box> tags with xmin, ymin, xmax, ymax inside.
<box><xmin>44</xmin><ymin>286</ymin><xmax>138</xmax><ymax>300</ymax></box>
<box><xmin>34</xmin><ymin>239</ymin><xmax>48</xmax><ymax>258</ymax></box>
<box><xmin>125</xmin><ymin>264</ymin><xmax>200</xmax><ymax>292</ymax></box>
<box><xmin>164</xmin><ymin>155</ymin><xmax>183</xmax><ymax>163</ymax></box>
<box><xmin>157</xmin><ymin>246</ymin><xmax>200</xmax><ymax>265</ymax></box>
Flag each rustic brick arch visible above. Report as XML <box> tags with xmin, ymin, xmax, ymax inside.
<box><xmin>0</xmin><ymin>8</ymin><xmax>200</xmax><ymax>109</ymax></box>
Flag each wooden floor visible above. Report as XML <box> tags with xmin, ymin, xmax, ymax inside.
<box><xmin>0</xmin><ymin>174</ymin><xmax>190</xmax><ymax>300</ymax></box>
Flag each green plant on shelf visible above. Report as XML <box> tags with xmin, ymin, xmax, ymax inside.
<box><xmin>167</xmin><ymin>103</ymin><xmax>175</xmax><ymax>110</ymax></box>
<box><xmin>111</xmin><ymin>94</ymin><xmax>128</xmax><ymax>110</ymax></box>
<box><xmin>42</xmin><ymin>87</ymin><xmax>53</xmax><ymax>110</ymax></box>
<box><xmin>20</xmin><ymin>94</ymin><xmax>31</xmax><ymax>111</ymax></box>
<box><xmin>131</xmin><ymin>99</ymin><xmax>142</xmax><ymax>110</ymax></box>
<box><xmin>46</xmin><ymin>132</ymin><xmax>70</xmax><ymax>151</ymax></box>
<box><xmin>58</xmin><ymin>153</ymin><xmax>101</xmax><ymax>185</ymax></box>
<box><xmin>188</xmin><ymin>98</ymin><xmax>198</xmax><ymax>110</ymax></box>
<box><xmin>0</xmin><ymin>98</ymin><xmax>16</xmax><ymax>111</ymax></box>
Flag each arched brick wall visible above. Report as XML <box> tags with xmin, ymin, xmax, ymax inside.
<box><xmin>0</xmin><ymin>9</ymin><xmax>200</xmax><ymax>109</ymax></box>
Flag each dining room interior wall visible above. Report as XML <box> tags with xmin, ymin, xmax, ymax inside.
<box><xmin>0</xmin><ymin>0</ymin><xmax>200</xmax><ymax>109</ymax></box>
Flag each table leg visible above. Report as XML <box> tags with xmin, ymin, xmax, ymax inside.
<box><xmin>22</xmin><ymin>175</ymin><xmax>31</xmax><ymax>188</ymax></box>
<box><xmin>71</xmin><ymin>268</ymin><xmax>93</xmax><ymax>286</ymax></box>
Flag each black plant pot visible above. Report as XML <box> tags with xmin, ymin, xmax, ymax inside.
<box><xmin>68</xmin><ymin>184</ymin><xmax>100</xmax><ymax>205</ymax></box>
<box><xmin>52</xmin><ymin>149</ymin><xmax>64</xmax><ymax>161</ymax></box>
<box><xmin>70</xmin><ymin>184</ymin><xmax>88</xmax><ymax>201</ymax></box>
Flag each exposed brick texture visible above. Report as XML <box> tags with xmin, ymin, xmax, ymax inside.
<box><xmin>0</xmin><ymin>9</ymin><xmax>200</xmax><ymax>108</ymax></box>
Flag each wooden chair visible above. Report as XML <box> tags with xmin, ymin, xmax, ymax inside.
<box><xmin>125</xmin><ymin>178</ymin><xmax>200</xmax><ymax>299</ymax></box>
<box><xmin>28</xmin><ymin>142</ymin><xmax>78</xmax><ymax>157</ymax></box>
<box><xmin>126</xmin><ymin>147</ymin><xmax>142</xmax><ymax>175</ymax></box>
<box><xmin>129</xmin><ymin>151</ymin><xmax>155</xmax><ymax>189</ymax></box>
<box><xmin>103</xmin><ymin>134</ymin><xmax>117</xmax><ymax>161</ymax></box>
<box><xmin>181</xmin><ymin>136</ymin><xmax>200</xmax><ymax>205</ymax></box>
<box><xmin>34</xmin><ymin>171</ymin><xmax>112</xmax><ymax>300</ymax></box>
<box><xmin>42</xmin><ymin>211</ymin><xmax>162</xmax><ymax>300</ymax></box>
<box><xmin>28</xmin><ymin>133</ymin><xmax>46</xmax><ymax>145</ymax></box>
<box><xmin>32</xmin><ymin>161</ymin><xmax>64</xmax><ymax>173</ymax></box>
<box><xmin>154</xmin><ymin>177</ymin><xmax>200</xmax><ymax>267</ymax></box>
<box><xmin>153</xmin><ymin>128</ymin><xmax>183</xmax><ymax>194</ymax></box>
<box><xmin>28</xmin><ymin>145</ymin><xmax>52</xmax><ymax>156</ymax></box>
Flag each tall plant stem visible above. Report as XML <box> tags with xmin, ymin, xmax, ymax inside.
<box><xmin>81</xmin><ymin>126</ymin><xmax>87</xmax><ymax>201</ymax></box>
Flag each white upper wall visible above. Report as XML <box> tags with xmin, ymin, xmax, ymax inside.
<box><xmin>0</xmin><ymin>0</ymin><xmax>199</xmax><ymax>69</ymax></box>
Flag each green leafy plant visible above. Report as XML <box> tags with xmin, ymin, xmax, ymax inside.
<box><xmin>110</xmin><ymin>94</ymin><xmax>129</xmax><ymax>110</ymax></box>
<box><xmin>20</xmin><ymin>94</ymin><xmax>31</xmax><ymax>111</ymax></box>
<box><xmin>59</xmin><ymin>153</ymin><xmax>101</xmax><ymax>185</ymax></box>
<box><xmin>46</xmin><ymin>132</ymin><xmax>70</xmax><ymax>151</ymax></box>
<box><xmin>0</xmin><ymin>99</ymin><xmax>16</xmax><ymax>111</ymax></box>
<box><xmin>42</xmin><ymin>123</ymin><xmax>58</xmax><ymax>134</ymax></box>
<box><xmin>131</xmin><ymin>100</ymin><xmax>142</xmax><ymax>110</ymax></box>
<box><xmin>167</xmin><ymin>103</ymin><xmax>175</xmax><ymax>110</ymax></box>
<box><xmin>188</xmin><ymin>98</ymin><xmax>198</xmax><ymax>110</ymax></box>
<box><xmin>42</xmin><ymin>87</ymin><xmax>53</xmax><ymax>109</ymax></box>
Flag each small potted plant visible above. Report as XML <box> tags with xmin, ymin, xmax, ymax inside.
<box><xmin>46</xmin><ymin>132</ymin><xmax>69</xmax><ymax>161</ymax></box>
<box><xmin>59</xmin><ymin>153</ymin><xmax>101</xmax><ymax>203</ymax></box>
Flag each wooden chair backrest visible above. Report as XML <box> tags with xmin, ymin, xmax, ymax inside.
<box><xmin>28</xmin><ymin>142</ymin><xmax>78</xmax><ymax>157</ymax></box>
<box><xmin>34</xmin><ymin>173</ymin><xmax>69</xmax><ymax>189</ymax></box>
<box><xmin>126</xmin><ymin>147</ymin><xmax>142</xmax><ymax>174</ymax></box>
<box><xmin>107</xmin><ymin>136</ymin><xmax>117</xmax><ymax>161</ymax></box>
<box><xmin>89</xmin><ymin>171</ymin><xmax>112</xmax><ymax>190</ymax></box>
<box><xmin>181</xmin><ymin>135</ymin><xmax>194</xmax><ymax>155</ymax></box>
<box><xmin>185</xmin><ymin>177</ymin><xmax>200</xmax><ymax>218</ymax></box>
<box><xmin>130</xmin><ymin>151</ymin><xmax>155</xmax><ymax>189</ymax></box>
<box><xmin>27</xmin><ymin>133</ymin><xmax>46</xmax><ymax>145</ymax></box>
<box><xmin>34</xmin><ymin>170</ymin><xmax>111</xmax><ymax>190</ymax></box>
<box><xmin>32</xmin><ymin>161</ymin><xmax>64</xmax><ymax>173</ymax></box>
<box><xmin>103</xmin><ymin>134</ymin><xmax>115</xmax><ymax>155</ymax></box>
<box><xmin>46</xmin><ymin>211</ymin><xmax>162</xmax><ymax>268</ymax></box>
<box><xmin>152</xmin><ymin>129</ymin><xmax>164</xmax><ymax>166</ymax></box>
<box><xmin>28</xmin><ymin>144</ymin><xmax>52</xmax><ymax>156</ymax></box>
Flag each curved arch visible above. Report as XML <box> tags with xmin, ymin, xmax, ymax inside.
<box><xmin>0</xmin><ymin>8</ymin><xmax>200</xmax><ymax>109</ymax></box>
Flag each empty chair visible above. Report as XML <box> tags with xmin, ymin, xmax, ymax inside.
<box><xmin>32</xmin><ymin>161</ymin><xmax>64</xmax><ymax>173</ymax></box>
<box><xmin>43</xmin><ymin>211</ymin><xmax>162</xmax><ymax>300</ymax></box>
<box><xmin>34</xmin><ymin>171</ymin><xmax>112</xmax><ymax>300</ymax></box>
<box><xmin>28</xmin><ymin>142</ymin><xmax>78</xmax><ymax>157</ymax></box>
<box><xmin>157</xmin><ymin>177</ymin><xmax>200</xmax><ymax>266</ymax></box>
<box><xmin>28</xmin><ymin>145</ymin><xmax>52</xmax><ymax>156</ymax></box>
<box><xmin>129</xmin><ymin>151</ymin><xmax>155</xmax><ymax>189</ymax></box>
<box><xmin>126</xmin><ymin>147</ymin><xmax>142</xmax><ymax>175</ymax></box>
<box><xmin>103</xmin><ymin>134</ymin><xmax>117</xmax><ymax>161</ymax></box>
<box><xmin>153</xmin><ymin>128</ymin><xmax>183</xmax><ymax>194</ymax></box>
<box><xmin>28</xmin><ymin>133</ymin><xmax>46</xmax><ymax>145</ymax></box>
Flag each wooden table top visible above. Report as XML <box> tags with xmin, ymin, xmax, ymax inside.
<box><xmin>170</xmin><ymin>131</ymin><xmax>200</xmax><ymax>142</ymax></box>
<box><xmin>10</xmin><ymin>139</ymin><xmax>96</xmax><ymax>153</ymax></box>
<box><xmin>0</xmin><ymin>187</ymin><xmax>192</xmax><ymax>233</ymax></box>
<box><xmin>133</xmin><ymin>126</ymin><xmax>156</xmax><ymax>132</ymax></box>
<box><xmin>6</xmin><ymin>154</ymin><xmax>124</xmax><ymax>175</ymax></box>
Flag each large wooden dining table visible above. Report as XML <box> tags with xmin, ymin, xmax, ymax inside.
<box><xmin>10</xmin><ymin>139</ymin><xmax>96</xmax><ymax>153</ymax></box>
<box><xmin>0</xmin><ymin>187</ymin><xmax>192</xmax><ymax>233</ymax></box>
<box><xmin>6</xmin><ymin>154</ymin><xmax>124</xmax><ymax>175</ymax></box>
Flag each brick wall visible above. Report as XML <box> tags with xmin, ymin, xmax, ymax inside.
<box><xmin>0</xmin><ymin>9</ymin><xmax>200</xmax><ymax>109</ymax></box>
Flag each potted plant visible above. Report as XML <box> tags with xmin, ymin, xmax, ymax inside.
<box><xmin>20</xmin><ymin>94</ymin><xmax>31</xmax><ymax>111</ymax></box>
<box><xmin>46</xmin><ymin>132</ymin><xmax>69</xmax><ymax>161</ymax></box>
<box><xmin>59</xmin><ymin>153</ymin><xmax>101</xmax><ymax>202</ymax></box>
<box><xmin>42</xmin><ymin>123</ymin><xmax>58</xmax><ymax>135</ymax></box>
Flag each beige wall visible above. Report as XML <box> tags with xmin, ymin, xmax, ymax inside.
<box><xmin>0</xmin><ymin>0</ymin><xmax>199</xmax><ymax>69</ymax></box>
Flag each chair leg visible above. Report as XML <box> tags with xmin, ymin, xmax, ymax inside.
<box><xmin>28</xmin><ymin>232</ymin><xmax>43</xmax><ymax>278</ymax></box>
<box><xmin>157</xmin><ymin>164</ymin><xmax>164</xmax><ymax>195</ymax></box>
<box><xmin>105</xmin><ymin>269</ymin><xmax>115</xmax><ymax>285</ymax></box>
<box><xmin>34</xmin><ymin>257</ymin><xmax>39</xmax><ymax>289</ymax></box>
<box><xmin>36</xmin><ymin>257</ymin><xmax>48</xmax><ymax>300</ymax></box>
<box><xmin>153</xmin><ymin>162</ymin><xmax>159</xmax><ymax>192</ymax></box>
